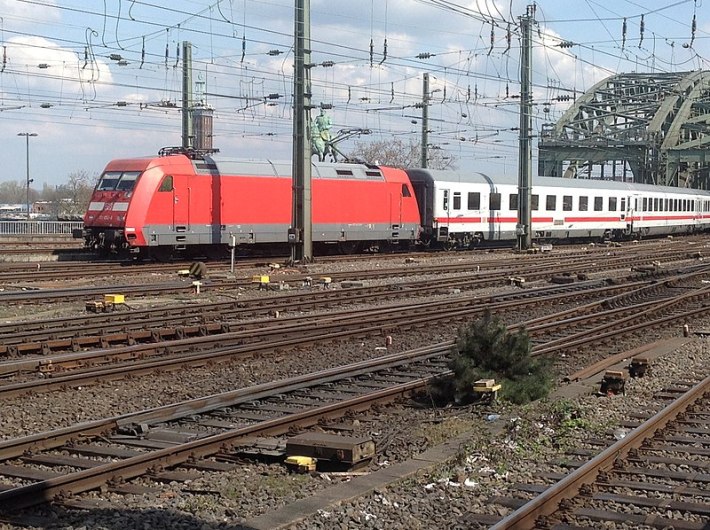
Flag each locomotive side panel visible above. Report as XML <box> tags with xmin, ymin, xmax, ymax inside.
<box><xmin>220</xmin><ymin>172</ymin><xmax>292</xmax><ymax>245</ymax></box>
<box><xmin>312</xmin><ymin>166</ymin><xmax>420</xmax><ymax>243</ymax></box>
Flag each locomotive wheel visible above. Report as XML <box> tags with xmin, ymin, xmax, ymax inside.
<box><xmin>337</xmin><ymin>241</ymin><xmax>363</xmax><ymax>255</ymax></box>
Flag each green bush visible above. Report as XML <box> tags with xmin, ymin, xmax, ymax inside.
<box><xmin>436</xmin><ymin>310</ymin><xmax>554</xmax><ymax>405</ymax></box>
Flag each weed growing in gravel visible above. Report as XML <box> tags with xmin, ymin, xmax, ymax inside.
<box><xmin>542</xmin><ymin>398</ymin><xmax>613</xmax><ymax>448</ymax></box>
<box><xmin>415</xmin><ymin>417</ymin><xmax>477</xmax><ymax>446</ymax></box>
<box><xmin>179</xmin><ymin>493</ymin><xmax>223</xmax><ymax>515</ymax></box>
<box><xmin>220</xmin><ymin>470</ymin><xmax>311</xmax><ymax>500</ymax></box>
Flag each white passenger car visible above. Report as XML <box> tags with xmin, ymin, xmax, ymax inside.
<box><xmin>406</xmin><ymin>169</ymin><xmax>710</xmax><ymax>247</ymax></box>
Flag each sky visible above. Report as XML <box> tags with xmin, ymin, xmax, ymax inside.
<box><xmin>0</xmin><ymin>0</ymin><xmax>708</xmax><ymax>188</ymax></box>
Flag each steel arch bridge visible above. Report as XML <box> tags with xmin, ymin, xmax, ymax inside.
<box><xmin>538</xmin><ymin>71</ymin><xmax>710</xmax><ymax>189</ymax></box>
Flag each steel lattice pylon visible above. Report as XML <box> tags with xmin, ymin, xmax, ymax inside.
<box><xmin>538</xmin><ymin>71</ymin><xmax>710</xmax><ymax>189</ymax></box>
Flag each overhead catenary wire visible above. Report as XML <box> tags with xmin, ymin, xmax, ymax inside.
<box><xmin>0</xmin><ymin>0</ymin><xmax>706</xmax><ymax>183</ymax></box>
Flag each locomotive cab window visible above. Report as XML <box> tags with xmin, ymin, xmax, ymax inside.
<box><xmin>489</xmin><ymin>192</ymin><xmax>501</xmax><ymax>211</ymax></box>
<box><xmin>468</xmin><ymin>192</ymin><xmax>480</xmax><ymax>210</ymax></box>
<box><xmin>401</xmin><ymin>184</ymin><xmax>412</xmax><ymax>197</ymax></box>
<box><xmin>159</xmin><ymin>175</ymin><xmax>174</xmax><ymax>192</ymax></box>
<box><xmin>116</xmin><ymin>171</ymin><xmax>140</xmax><ymax>191</ymax></box>
<box><xmin>97</xmin><ymin>171</ymin><xmax>123</xmax><ymax>191</ymax></box>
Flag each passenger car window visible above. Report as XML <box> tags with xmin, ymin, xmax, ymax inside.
<box><xmin>545</xmin><ymin>195</ymin><xmax>556</xmax><ymax>211</ymax></box>
<box><xmin>562</xmin><ymin>195</ymin><xmax>572</xmax><ymax>211</ymax></box>
<box><xmin>468</xmin><ymin>192</ymin><xmax>480</xmax><ymax>210</ymax></box>
<box><xmin>489</xmin><ymin>193</ymin><xmax>501</xmax><ymax>211</ymax></box>
<box><xmin>509</xmin><ymin>194</ymin><xmax>518</xmax><ymax>211</ymax></box>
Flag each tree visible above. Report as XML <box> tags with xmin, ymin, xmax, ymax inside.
<box><xmin>433</xmin><ymin>310</ymin><xmax>554</xmax><ymax>405</ymax></box>
<box><xmin>54</xmin><ymin>170</ymin><xmax>97</xmax><ymax>220</ymax></box>
<box><xmin>347</xmin><ymin>138</ymin><xmax>456</xmax><ymax>169</ymax></box>
<box><xmin>0</xmin><ymin>181</ymin><xmax>26</xmax><ymax>204</ymax></box>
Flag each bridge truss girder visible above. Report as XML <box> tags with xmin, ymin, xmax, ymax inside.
<box><xmin>538</xmin><ymin>71</ymin><xmax>710</xmax><ymax>189</ymax></box>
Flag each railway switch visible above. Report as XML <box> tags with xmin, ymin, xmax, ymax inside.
<box><xmin>189</xmin><ymin>261</ymin><xmax>207</xmax><ymax>279</ymax></box>
<box><xmin>509</xmin><ymin>276</ymin><xmax>525</xmax><ymax>287</ymax></box>
<box><xmin>104</xmin><ymin>294</ymin><xmax>125</xmax><ymax>304</ymax></box>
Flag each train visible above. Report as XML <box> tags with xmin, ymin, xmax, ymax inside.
<box><xmin>80</xmin><ymin>149</ymin><xmax>710</xmax><ymax>258</ymax></box>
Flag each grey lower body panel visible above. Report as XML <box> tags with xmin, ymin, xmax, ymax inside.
<box><xmin>141</xmin><ymin>222</ymin><xmax>418</xmax><ymax>247</ymax></box>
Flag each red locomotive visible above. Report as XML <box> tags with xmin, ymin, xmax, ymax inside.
<box><xmin>82</xmin><ymin>149</ymin><xmax>422</xmax><ymax>258</ymax></box>
<box><xmin>82</xmin><ymin>148</ymin><xmax>710</xmax><ymax>258</ymax></box>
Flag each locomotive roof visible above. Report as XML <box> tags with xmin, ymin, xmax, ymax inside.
<box><xmin>199</xmin><ymin>156</ymin><xmax>388</xmax><ymax>180</ymax></box>
<box><xmin>407</xmin><ymin>168</ymin><xmax>710</xmax><ymax>196</ymax></box>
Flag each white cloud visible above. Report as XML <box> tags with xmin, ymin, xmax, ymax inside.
<box><xmin>0</xmin><ymin>0</ymin><xmax>61</xmax><ymax>25</ymax></box>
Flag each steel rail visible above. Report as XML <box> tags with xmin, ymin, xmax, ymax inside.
<box><xmin>0</xmin><ymin>289</ymin><xmax>707</xmax><ymax>509</ymax></box>
<box><xmin>0</xmin><ymin>278</ymin><xmax>687</xmax><ymax>392</ymax></box>
<box><xmin>0</xmin><ymin>273</ymin><xmax>625</xmax><ymax>343</ymax></box>
<box><xmin>0</xmin><ymin>245</ymin><xmax>702</xmax><ymax>290</ymax></box>
<box><xmin>531</xmin><ymin>284</ymin><xmax>710</xmax><ymax>356</ymax></box>
<box><xmin>0</xmin><ymin>275</ymin><xmax>707</xmax><ymax>398</ymax></box>
<box><xmin>0</xmin><ymin>276</ymin><xmax>638</xmax><ymax>358</ymax></box>
<box><xmin>490</xmin><ymin>373</ymin><xmax>710</xmax><ymax>530</ymax></box>
<box><xmin>0</xmin><ymin>345</ymin><xmax>450</xmax><ymax>510</ymax></box>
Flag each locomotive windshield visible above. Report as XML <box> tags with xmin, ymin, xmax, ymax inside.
<box><xmin>97</xmin><ymin>171</ymin><xmax>141</xmax><ymax>191</ymax></box>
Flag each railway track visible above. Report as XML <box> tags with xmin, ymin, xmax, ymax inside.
<box><xmin>0</xmin><ymin>267</ymin><xmax>708</xmax><ymax>400</ymax></box>
<box><xmin>0</xmin><ymin>238</ymin><xmax>709</xmax><ymax>524</ymax></box>
<box><xmin>0</xmin><ymin>238</ymin><xmax>703</xmax><ymax>285</ymax></box>
<box><xmin>0</xmin><ymin>346</ymin><xmax>450</xmax><ymax>511</ymax></box>
<box><xmin>0</xmin><ymin>268</ymin><xmax>651</xmax><ymax>355</ymax></box>
<box><xmin>0</xmin><ymin>292</ymin><xmax>707</xmax><ymax>516</ymax></box>
<box><xmin>0</xmin><ymin>244</ymin><xmax>703</xmax><ymax>308</ymax></box>
<box><xmin>482</xmin><ymin>373</ymin><xmax>710</xmax><ymax>529</ymax></box>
